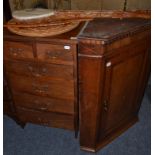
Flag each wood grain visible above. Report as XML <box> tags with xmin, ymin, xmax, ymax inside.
<box><xmin>78</xmin><ymin>18</ymin><xmax>151</xmax><ymax>152</ymax></box>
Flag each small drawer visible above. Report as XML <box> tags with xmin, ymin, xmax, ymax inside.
<box><xmin>5</xmin><ymin>60</ymin><xmax>74</xmax><ymax>80</ymax></box>
<box><xmin>13</xmin><ymin>92</ymin><xmax>74</xmax><ymax>115</ymax></box>
<box><xmin>16</xmin><ymin>106</ymin><xmax>74</xmax><ymax>130</ymax></box>
<box><xmin>36</xmin><ymin>43</ymin><xmax>73</xmax><ymax>65</ymax></box>
<box><xmin>4</xmin><ymin>41</ymin><xmax>34</xmax><ymax>60</ymax></box>
<box><xmin>8</xmin><ymin>74</ymin><xmax>74</xmax><ymax>100</ymax></box>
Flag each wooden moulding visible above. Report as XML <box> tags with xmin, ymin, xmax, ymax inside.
<box><xmin>80</xmin><ymin>116</ymin><xmax>139</xmax><ymax>152</ymax></box>
<box><xmin>55</xmin><ymin>10</ymin><xmax>151</xmax><ymax>20</ymax></box>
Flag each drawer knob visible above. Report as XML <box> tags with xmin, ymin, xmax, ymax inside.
<box><xmin>46</xmin><ymin>51</ymin><xmax>59</xmax><ymax>59</ymax></box>
<box><xmin>40</xmin><ymin>107</ymin><xmax>48</xmax><ymax>110</ymax></box>
<box><xmin>9</xmin><ymin>47</ymin><xmax>24</xmax><ymax>56</ymax></box>
<box><xmin>32</xmin><ymin>83</ymin><xmax>49</xmax><ymax>94</ymax></box>
<box><xmin>41</xmin><ymin>68</ymin><xmax>47</xmax><ymax>74</ymax></box>
<box><xmin>64</xmin><ymin>45</ymin><xmax>70</xmax><ymax>50</ymax></box>
<box><xmin>28</xmin><ymin>65</ymin><xmax>41</xmax><ymax>77</ymax></box>
<box><xmin>34</xmin><ymin>100</ymin><xmax>49</xmax><ymax>110</ymax></box>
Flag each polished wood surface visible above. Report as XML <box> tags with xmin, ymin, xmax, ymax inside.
<box><xmin>3</xmin><ymin>23</ymin><xmax>83</xmax><ymax>132</ymax></box>
<box><xmin>16</xmin><ymin>106</ymin><xmax>75</xmax><ymax>130</ymax></box>
<box><xmin>78</xmin><ymin>18</ymin><xmax>150</xmax><ymax>152</ymax></box>
<box><xmin>36</xmin><ymin>43</ymin><xmax>74</xmax><ymax>65</ymax></box>
<box><xmin>4</xmin><ymin>17</ymin><xmax>151</xmax><ymax>152</ymax></box>
<box><xmin>13</xmin><ymin>92</ymin><xmax>74</xmax><ymax>115</ymax></box>
<box><xmin>5</xmin><ymin>60</ymin><xmax>74</xmax><ymax>80</ymax></box>
<box><xmin>4</xmin><ymin>41</ymin><xmax>34</xmax><ymax>60</ymax></box>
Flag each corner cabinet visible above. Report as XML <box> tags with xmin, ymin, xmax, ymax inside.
<box><xmin>78</xmin><ymin>18</ymin><xmax>150</xmax><ymax>152</ymax></box>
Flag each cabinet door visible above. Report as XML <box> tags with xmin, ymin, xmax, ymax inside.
<box><xmin>98</xmin><ymin>48</ymin><xmax>148</xmax><ymax>141</ymax></box>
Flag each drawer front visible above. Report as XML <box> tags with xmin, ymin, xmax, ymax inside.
<box><xmin>36</xmin><ymin>43</ymin><xmax>73</xmax><ymax>65</ymax></box>
<box><xmin>8</xmin><ymin>74</ymin><xmax>74</xmax><ymax>100</ymax></box>
<box><xmin>16</xmin><ymin>107</ymin><xmax>74</xmax><ymax>130</ymax></box>
<box><xmin>13</xmin><ymin>92</ymin><xmax>74</xmax><ymax>114</ymax></box>
<box><xmin>4</xmin><ymin>41</ymin><xmax>34</xmax><ymax>60</ymax></box>
<box><xmin>5</xmin><ymin>60</ymin><xmax>74</xmax><ymax>80</ymax></box>
<box><xmin>5</xmin><ymin>60</ymin><xmax>37</xmax><ymax>77</ymax></box>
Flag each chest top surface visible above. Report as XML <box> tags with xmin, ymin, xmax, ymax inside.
<box><xmin>78</xmin><ymin>18</ymin><xmax>150</xmax><ymax>43</ymax></box>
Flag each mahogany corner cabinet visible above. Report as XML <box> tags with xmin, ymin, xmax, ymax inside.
<box><xmin>4</xmin><ymin>15</ymin><xmax>151</xmax><ymax>152</ymax></box>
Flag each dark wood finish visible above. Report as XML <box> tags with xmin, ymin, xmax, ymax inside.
<box><xmin>36</xmin><ymin>43</ymin><xmax>73</xmax><ymax>65</ymax></box>
<box><xmin>16</xmin><ymin>107</ymin><xmax>74</xmax><ymax>130</ymax></box>
<box><xmin>3</xmin><ymin>75</ymin><xmax>12</xmax><ymax>116</ymax></box>
<box><xmin>78</xmin><ymin>18</ymin><xmax>151</xmax><ymax>152</ymax></box>
<box><xmin>4</xmin><ymin>23</ymin><xmax>83</xmax><ymax>132</ymax></box>
<box><xmin>4</xmin><ymin>41</ymin><xmax>34</xmax><ymax>60</ymax></box>
<box><xmin>4</xmin><ymin>17</ymin><xmax>151</xmax><ymax>152</ymax></box>
<box><xmin>13</xmin><ymin>92</ymin><xmax>74</xmax><ymax>114</ymax></box>
<box><xmin>98</xmin><ymin>40</ymin><xmax>147</xmax><ymax>140</ymax></box>
<box><xmin>5</xmin><ymin>60</ymin><xmax>74</xmax><ymax>80</ymax></box>
<box><xmin>3</xmin><ymin>73</ymin><xmax>27</xmax><ymax>128</ymax></box>
<box><xmin>7</xmin><ymin>73</ymin><xmax>74</xmax><ymax>100</ymax></box>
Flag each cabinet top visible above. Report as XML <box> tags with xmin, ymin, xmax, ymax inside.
<box><xmin>78</xmin><ymin>18</ymin><xmax>150</xmax><ymax>44</ymax></box>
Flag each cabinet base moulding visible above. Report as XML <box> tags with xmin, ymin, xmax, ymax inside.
<box><xmin>80</xmin><ymin>116</ymin><xmax>139</xmax><ymax>152</ymax></box>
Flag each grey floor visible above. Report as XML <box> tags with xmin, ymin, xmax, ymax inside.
<box><xmin>3</xmin><ymin>88</ymin><xmax>151</xmax><ymax>155</ymax></box>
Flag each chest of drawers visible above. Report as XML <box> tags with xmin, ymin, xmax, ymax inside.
<box><xmin>3</xmin><ymin>24</ymin><xmax>84</xmax><ymax>134</ymax></box>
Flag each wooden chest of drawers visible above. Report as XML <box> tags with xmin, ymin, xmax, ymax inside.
<box><xmin>3</xmin><ymin>23</ymin><xmax>84</xmax><ymax>133</ymax></box>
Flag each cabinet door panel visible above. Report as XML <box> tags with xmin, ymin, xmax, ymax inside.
<box><xmin>99</xmin><ymin>50</ymin><xmax>146</xmax><ymax>140</ymax></box>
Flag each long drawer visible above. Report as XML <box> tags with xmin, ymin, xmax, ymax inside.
<box><xmin>13</xmin><ymin>92</ymin><xmax>74</xmax><ymax>115</ymax></box>
<box><xmin>7</xmin><ymin>74</ymin><xmax>74</xmax><ymax>100</ymax></box>
<box><xmin>5</xmin><ymin>60</ymin><xmax>74</xmax><ymax>80</ymax></box>
<box><xmin>16</xmin><ymin>106</ymin><xmax>74</xmax><ymax>130</ymax></box>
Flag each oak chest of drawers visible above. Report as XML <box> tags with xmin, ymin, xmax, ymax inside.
<box><xmin>4</xmin><ymin>17</ymin><xmax>151</xmax><ymax>152</ymax></box>
<box><xmin>3</xmin><ymin>24</ymin><xmax>84</xmax><ymax>134</ymax></box>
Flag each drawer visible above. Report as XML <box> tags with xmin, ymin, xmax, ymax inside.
<box><xmin>16</xmin><ymin>106</ymin><xmax>74</xmax><ymax>130</ymax></box>
<box><xmin>8</xmin><ymin>74</ymin><xmax>74</xmax><ymax>100</ymax></box>
<box><xmin>4</xmin><ymin>41</ymin><xmax>34</xmax><ymax>60</ymax></box>
<box><xmin>5</xmin><ymin>60</ymin><xmax>74</xmax><ymax>80</ymax></box>
<box><xmin>36</xmin><ymin>43</ymin><xmax>73</xmax><ymax>65</ymax></box>
<box><xmin>13</xmin><ymin>92</ymin><xmax>74</xmax><ymax>115</ymax></box>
